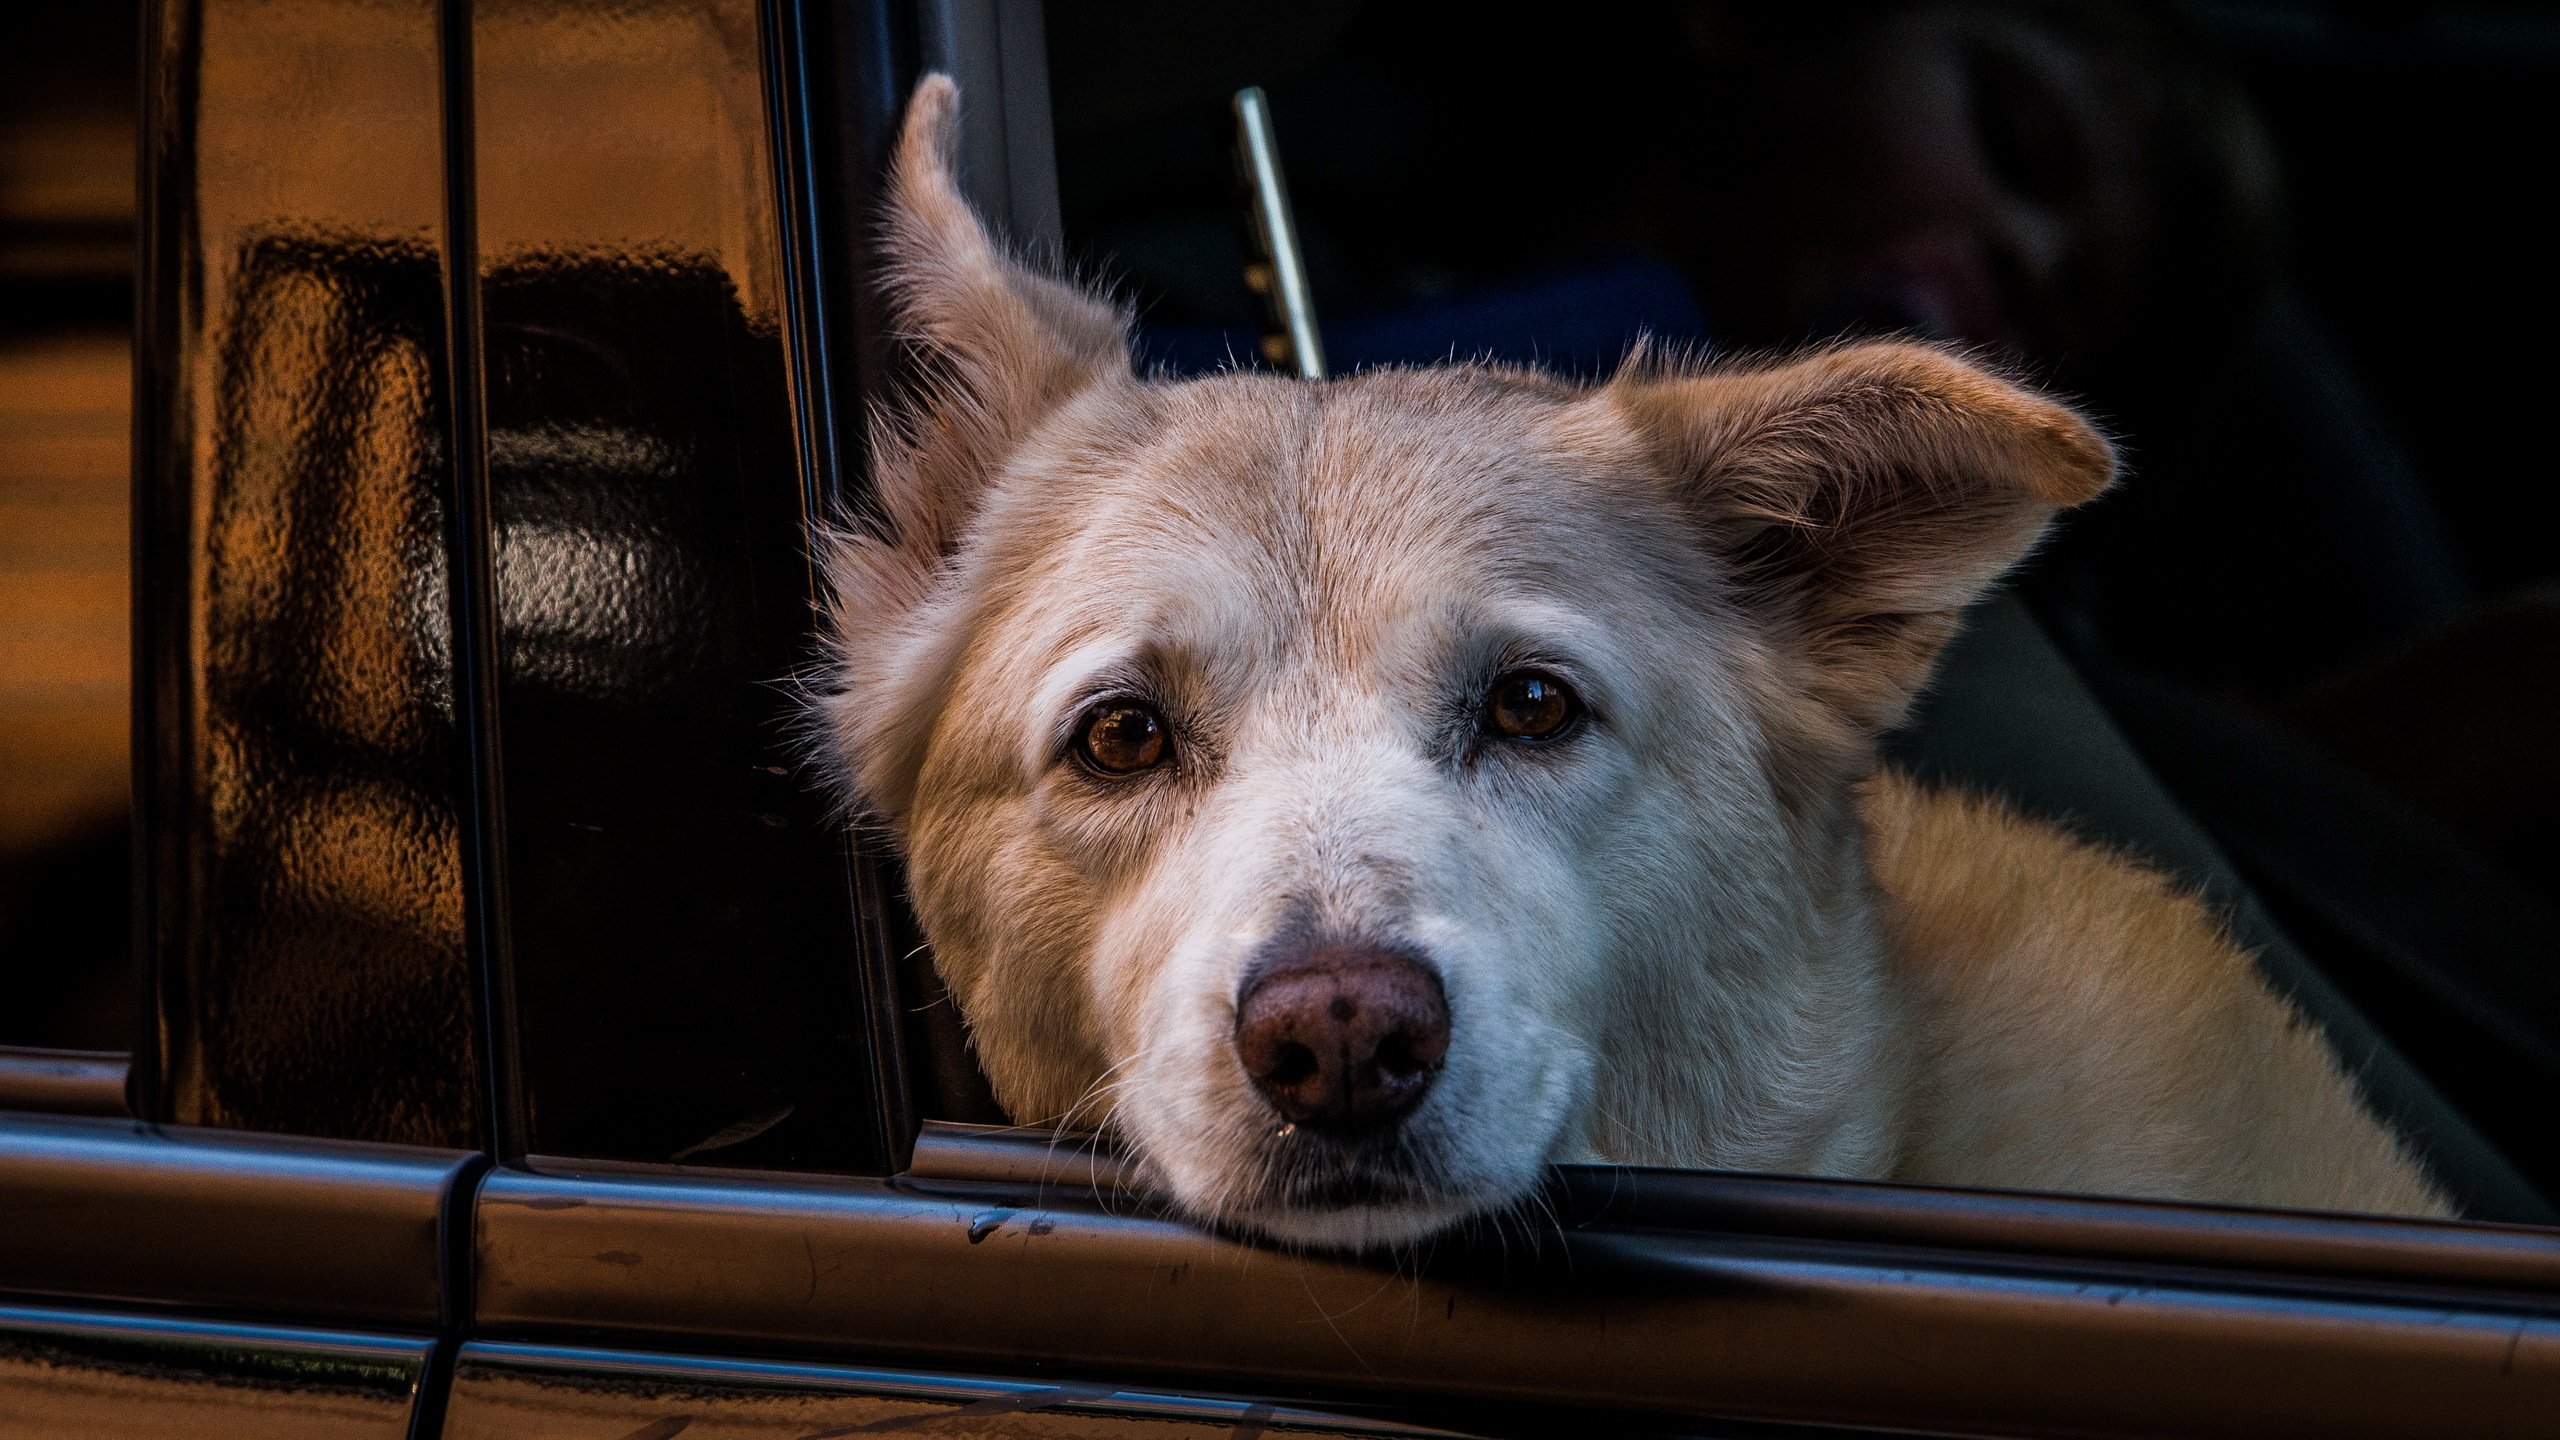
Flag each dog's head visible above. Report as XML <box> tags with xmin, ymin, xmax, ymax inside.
<box><xmin>814</xmin><ymin>78</ymin><xmax>2112</xmax><ymax>1248</ymax></box>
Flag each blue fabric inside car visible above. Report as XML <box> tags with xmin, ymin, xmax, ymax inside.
<box><xmin>1136</xmin><ymin>255</ymin><xmax>1710</xmax><ymax>378</ymax></box>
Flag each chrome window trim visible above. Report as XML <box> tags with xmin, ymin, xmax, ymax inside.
<box><xmin>902</xmin><ymin>1122</ymin><xmax>2560</xmax><ymax>1295</ymax></box>
<box><xmin>0</xmin><ymin>1300</ymin><xmax>433</xmax><ymax>1372</ymax></box>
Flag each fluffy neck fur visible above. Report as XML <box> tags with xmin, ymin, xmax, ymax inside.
<box><xmin>1582</xmin><ymin>753</ymin><xmax>1914</xmax><ymax>1182</ymax></box>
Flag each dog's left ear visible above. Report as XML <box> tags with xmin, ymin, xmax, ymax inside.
<box><xmin>1613</xmin><ymin>342</ymin><xmax>2114</xmax><ymax>730</ymax></box>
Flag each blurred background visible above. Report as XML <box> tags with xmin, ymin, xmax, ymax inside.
<box><xmin>1</xmin><ymin>8</ymin><xmax>136</xmax><ymax>1050</ymax></box>
<box><xmin>3</xmin><ymin>1</ymin><xmax>2554</xmax><ymax>1065</ymax></box>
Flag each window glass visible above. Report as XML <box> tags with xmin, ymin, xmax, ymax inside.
<box><xmin>473</xmin><ymin>0</ymin><xmax>897</xmax><ymax>1175</ymax></box>
<box><xmin>138</xmin><ymin>0</ymin><xmax>478</xmax><ymax>1145</ymax></box>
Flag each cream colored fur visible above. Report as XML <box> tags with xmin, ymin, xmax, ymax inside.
<box><xmin>1866</xmin><ymin>774</ymin><xmax>2442</xmax><ymax>1214</ymax></box>
<box><xmin>812</xmin><ymin>77</ymin><xmax>2447</xmax><ymax>1247</ymax></box>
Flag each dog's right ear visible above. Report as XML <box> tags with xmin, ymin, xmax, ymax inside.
<box><xmin>863</xmin><ymin>74</ymin><xmax>1131</xmax><ymax>594</ymax></box>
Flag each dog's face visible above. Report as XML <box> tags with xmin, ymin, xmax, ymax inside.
<box><xmin>817</xmin><ymin>79</ymin><xmax>2111</xmax><ymax>1247</ymax></box>
<box><xmin>868</xmin><ymin>368</ymin><xmax>1817</xmax><ymax>1248</ymax></box>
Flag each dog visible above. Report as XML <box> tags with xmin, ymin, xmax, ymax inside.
<box><xmin>812</xmin><ymin>77</ymin><xmax>2447</xmax><ymax>1249</ymax></box>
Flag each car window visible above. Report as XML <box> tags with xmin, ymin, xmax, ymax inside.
<box><xmin>467</xmin><ymin>0</ymin><xmax>897</xmax><ymax>1176</ymax></box>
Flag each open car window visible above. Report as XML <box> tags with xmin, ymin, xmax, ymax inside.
<box><xmin>1020</xmin><ymin>0</ymin><xmax>2560</xmax><ymax>1226</ymax></box>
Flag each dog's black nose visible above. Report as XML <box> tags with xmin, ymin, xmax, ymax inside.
<box><xmin>1234</xmin><ymin>936</ymin><xmax>1449</xmax><ymax>1134</ymax></box>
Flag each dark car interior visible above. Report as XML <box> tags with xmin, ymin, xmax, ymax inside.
<box><xmin>1017</xmin><ymin>0</ymin><xmax>2560</xmax><ymax>1217</ymax></box>
<box><xmin>4</xmin><ymin>0</ymin><xmax>2558</xmax><ymax>1217</ymax></box>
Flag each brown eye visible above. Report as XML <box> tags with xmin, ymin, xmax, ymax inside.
<box><xmin>1077</xmin><ymin>702</ymin><xmax>1169</xmax><ymax>774</ymax></box>
<box><xmin>1484</xmin><ymin>671</ymin><xmax>1579</xmax><ymax>742</ymax></box>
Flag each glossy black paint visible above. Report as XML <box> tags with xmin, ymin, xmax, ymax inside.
<box><xmin>0</xmin><ymin>1111</ymin><xmax>471</xmax><ymax>1326</ymax></box>
<box><xmin>136</xmin><ymin>0</ymin><xmax>482</xmax><ymax>1148</ymax></box>
<box><xmin>133</xmin><ymin>0</ymin><xmax>915</xmax><ymax>1167</ymax></box>
<box><xmin>765</xmin><ymin>0</ymin><xmax>1009</xmax><ymax>1132</ymax></box>
<box><xmin>438</xmin><ymin>0</ymin><xmax>515</xmax><ymax>1172</ymax></box>
<box><xmin>765</xmin><ymin>0</ymin><xmax>914</xmax><ymax>516</ymax></box>
<box><xmin>479</xmin><ymin>248</ymin><xmax>878</xmax><ymax>1172</ymax></box>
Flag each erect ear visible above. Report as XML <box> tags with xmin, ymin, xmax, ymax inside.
<box><xmin>814</xmin><ymin>76</ymin><xmax>1130</xmax><ymax>820</ymax></box>
<box><xmin>1611</xmin><ymin>342</ymin><xmax>2114</xmax><ymax>731</ymax></box>
<box><xmin>860</xmin><ymin>73</ymin><xmax>1131</xmax><ymax>600</ymax></box>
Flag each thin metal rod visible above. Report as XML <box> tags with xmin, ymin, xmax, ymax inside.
<box><xmin>1232</xmin><ymin>86</ymin><xmax>1325</xmax><ymax>380</ymax></box>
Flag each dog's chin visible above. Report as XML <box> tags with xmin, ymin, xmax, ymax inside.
<box><xmin>1157</xmin><ymin>1125</ymin><xmax>1531</xmax><ymax>1253</ymax></box>
<box><xmin>1220</xmin><ymin>1188</ymin><xmax>1487</xmax><ymax>1251</ymax></box>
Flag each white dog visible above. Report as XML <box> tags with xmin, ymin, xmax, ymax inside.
<box><xmin>813</xmin><ymin>78</ymin><xmax>2446</xmax><ymax>1248</ymax></box>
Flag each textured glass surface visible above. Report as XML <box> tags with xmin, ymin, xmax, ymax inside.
<box><xmin>143</xmin><ymin>0</ymin><xmax>477</xmax><ymax>1144</ymax></box>
<box><xmin>472</xmin><ymin>0</ymin><xmax>883</xmax><ymax>1170</ymax></box>
<box><xmin>0</xmin><ymin>1303</ymin><xmax>425</xmax><ymax>1440</ymax></box>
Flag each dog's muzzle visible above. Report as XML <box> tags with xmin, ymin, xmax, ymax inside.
<box><xmin>1233</xmin><ymin>934</ymin><xmax>1450</xmax><ymax>1136</ymax></box>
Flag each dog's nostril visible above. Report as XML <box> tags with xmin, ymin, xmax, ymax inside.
<box><xmin>1233</xmin><ymin>937</ymin><xmax>1451</xmax><ymax>1135</ymax></box>
<box><xmin>1374</xmin><ymin>1031</ymin><xmax>1422</xmax><ymax>1080</ymax></box>
<box><xmin>1266</xmin><ymin>1042</ymin><xmax>1318</xmax><ymax>1089</ymax></box>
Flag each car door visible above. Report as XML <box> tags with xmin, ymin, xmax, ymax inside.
<box><xmin>5</xmin><ymin>3</ymin><xmax>471</xmax><ymax>1434</ymax></box>
<box><xmin>7</xmin><ymin>3</ymin><xmax>2558</xmax><ymax>1438</ymax></box>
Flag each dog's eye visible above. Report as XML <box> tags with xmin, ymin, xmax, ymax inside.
<box><xmin>1076</xmin><ymin>701</ymin><xmax>1169</xmax><ymax>774</ymax></box>
<box><xmin>1483</xmin><ymin>671</ymin><xmax>1580</xmax><ymax>742</ymax></box>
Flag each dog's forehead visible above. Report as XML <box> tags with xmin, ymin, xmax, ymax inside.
<box><xmin>976</xmin><ymin>371</ymin><xmax>1667</xmax><ymax>693</ymax></box>
<box><xmin>1026</xmin><ymin>367</ymin><xmax>1659</xmax><ymax>608</ymax></box>
<box><xmin>946</xmin><ymin>367</ymin><xmax>1713</xmax><ymax>705</ymax></box>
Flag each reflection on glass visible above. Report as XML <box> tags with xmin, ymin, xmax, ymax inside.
<box><xmin>149</xmin><ymin>0</ymin><xmax>476</xmax><ymax>1144</ymax></box>
<box><xmin>470</xmin><ymin>0</ymin><xmax>883</xmax><ymax>1172</ymax></box>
